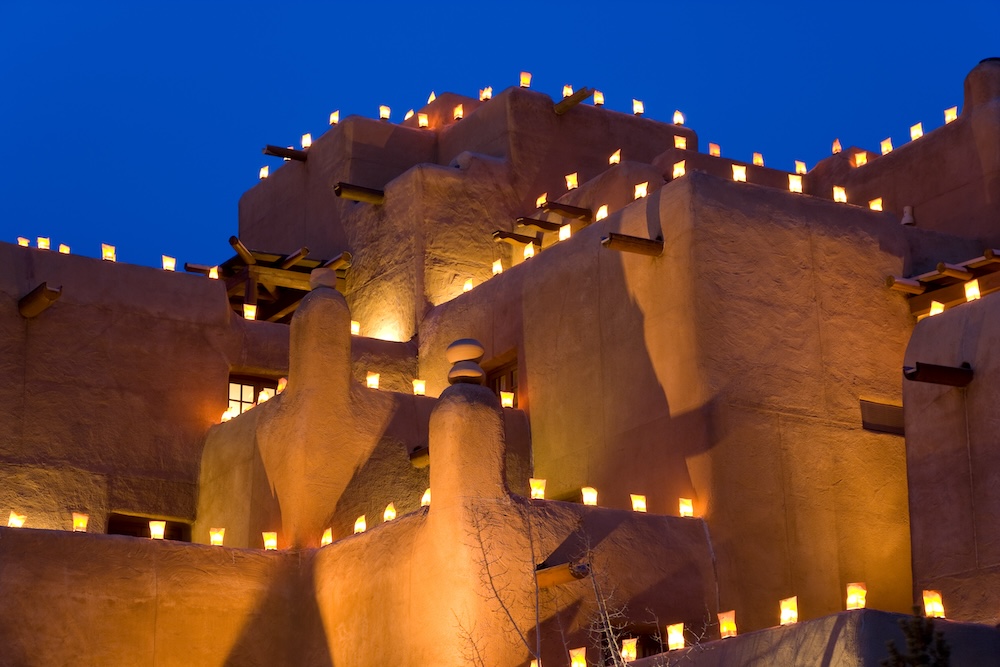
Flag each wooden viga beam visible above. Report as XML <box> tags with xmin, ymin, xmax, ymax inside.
<box><xmin>535</xmin><ymin>561</ymin><xmax>591</xmax><ymax>589</ymax></box>
<box><xmin>516</xmin><ymin>217</ymin><xmax>562</xmax><ymax>233</ymax></box>
<box><xmin>493</xmin><ymin>230</ymin><xmax>540</xmax><ymax>247</ymax></box>
<box><xmin>279</xmin><ymin>246</ymin><xmax>310</xmax><ymax>270</ymax></box>
<box><xmin>18</xmin><ymin>282</ymin><xmax>62</xmax><ymax>318</ymax></box>
<box><xmin>541</xmin><ymin>201</ymin><xmax>593</xmax><ymax>222</ymax></box>
<box><xmin>906</xmin><ymin>269</ymin><xmax>1000</xmax><ymax>317</ymax></box>
<box><xmin>229</xmin><ymin>236</ymin><xmax>257</xmax><ymax>265</ymax></box>
<box><xmin>553</xmin><ymin>87</ymin><xmax>594</xmax><ymax>115</ymax></box>
<box><xmin>885</xmin><ymin>276</ymin><xmax>926</xmax><ymax>295</ymax></box>
<box><xmin>334</xmin><ymin>182</ymin><xmax>385</xmax><ymax>204</ymax></box>
<box><xmin>600</xmin><ymin>233</ymin><xmax>663</xmax><ymax>256</ymax></box>
<box><xmin>321</xmin><ymin>251</ymin><xmax>353</xmax><ymax>271</ymax></box>
<box><xmin>263</xmin><ymin>145</ymin><xmax>307</xmax><ymax>161</ymax></box>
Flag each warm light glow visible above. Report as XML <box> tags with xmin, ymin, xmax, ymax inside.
<box><xmin>412</xmin><ymin>379</ymin><xmax>426</xmax><ymax>395</ymax></box>
<box><xmin>520</xmin><ymin>72</ymin><xmax>532</xmax><ymax>88</ymax></box>
<box><xmin>594</xmin><ymin>90</ymin><xmax>604</xmax><ymax>105</ymax></box>
<box><xmin>101</xmin><ymin>244</ymin><xmax>116</xmax><ymax>262</ymax></box>
<box><xmin>72</xmin><ymin>512</ymin><xmax>88</xmax><ymax>532</ymax></box>
<box><xmin>569</xmin><ymin>647</ymin><xmax>586</xmax><ymax>667</ymax></box>
<box><xmin>259</xmin><ymin>166</ymin><xmax>269</xmax><ymax>180</ymax></box>
<box><xmin>354</xmin><ymin>516</ymin><xmax>367</xmax><ymax>534</ymax></box>
<box><xmin>536</xmin><ymin>193</ymin><xmax>547</xmax><ymax>208</ymax></box>
<box><xmin>209</xmin><ymin>528</ymin><xmax>225</xmax><ymax>546</ymax></box>
<box><xmin>500</xmin><ymin>391</ymin><xmax>515</xmax><ymax>408</ymax></box>
<box><xmin>149</xmin><ymin>520</ymin><xmax>166</xmax><ymax>540</ymax></box>
<box><xmin>463</xmin><ymin>278</ymin><xmax>474</xmax><ymax>292</ymax></box>
<box><xmin>453</xmin><ymin>104</ymin><xmax>464</xmax><ymax>120</ymax></box>
<box><xmin>881</xmin><ymin>138</ymin><xmax>893</xmax><ymax>155</ymax></box>
<box><xmin>529</xmin><ymin>478</ymin><xmax>546</xmax><ymax>500</ymax></box>
<box><xmin>632</xmin><ymin>99</ymin><xmax>644</xmax><ymax>115</ymax></box>
<box><xmin>923</xmin><ymin>590</ymin><xmax>945</xmax><ymax>618</ymax></box>
<box><xmin>412</xmin><ymin>111</ymin><xmax>426</xmax><ymax>128</ymax></box>
<box><xmin>257</xmin><ymin>388</ymin><xmax>274</xmax><ymax>404</ymax></box>
<box><xmin>329</xmin><ymin>110</ymin><xmax>340</xmax><ymax>125</ymax></box>
<box><xmin>480</xmin><ymin>87</ymin><xmax>493</xmax><ymax>101</ymax></box>
<box><xmin>846</xmin><ymin>582</ymin><xmax>867</xmax><ymax>610</ymax></box>
<box><xmin>321</xmin><ymin>528</ymin><xmax>333</xmax><ymax>546</ymax></box>
<box><xmin>719</xmin><ymin>610</ymin><xmax>738</xmax><ymax>638</ymax></box>
<box><xmin>673</xmin><ymin>110</ymin><xmax>684</xmax><ymax>125</ymax></box>
<box><xmin>301</xmin><ymin>133</ymin><xmax>312</xmax><ymax>149</ymax></box>
<box><xmin>403</xmin><ymin>109</ymin><xmax>414</xmax><ymax>121</ymax></box>
<box><xmin>58</xmin><ymin>244</ymin><xmax>70</xmax><ymax>254</ymax></box>
<box><xmin>596</xmin><ymin>205</ymin><xmax>609</xmax><ymax>221</ymax></box>
<box><xmin>427</xmin><ymin>91</ymin><xmax>436</xmax><ymax>103</ymax></box>
<box><xmin>732</xmin><ymin>165</ymin><xmax>747</xmax><ymax>182</ymax></box>
<box><xmin>966</xmin><ymin>279</ymin><xmax>981</xmax><ymax>301</ymax></box>
<box><xmin>562</xmin><ymin>84</ymin><xmax>573</xmax><ymax>98</ymax></box>
<box><xmin>667</xmin><ymin>623</ymin><xmax>684</xmax><ymax>650</ymax></box>
<box><xmin>678</xmin><ymin>497</ymin><xmax>694</xmax><ymax>517</ymax></box>
<box><xmin>559</xmin><ymin>224</ymin><xmax>572</xmax><ymax>241</ymax></box>
<box><xmin>17</xmin><ymin>237</ymin><xmax>29</xmax><ymax>247</ymax></box>
<box><xmin>243</xmin><ymin>303</ymin><xmax>257</xmax><ymax>320</ymax></box>
<box><xmin>788</xmin><ymin>174</ymin><xmax>803</xmax><ymax>193</ymax></box>
<box><xmin>944</xmin><ymin>106</ymin><xmax>958</xmax><ymax>124</ymax></box>
<box><xmin>220</xmin><ymin>406</ymin><xmax>238</xmax><ymax>422</ymax></box>
<box><xmin>523</xmin><ymin>243</ymin><xmax>535</xmax><ymax>260</ymax></box>
<box><xmin>673</xmin><ymin>161</ymin><xmax>686</xmax><ymax>178</ymax></box>
<box><xmin>832</xmin><ymin>138</ymin><xmax>842</xmax><ymax>154</ymax></box>
<box><xmin>609</xmin><ymin>149</ymin><xmax>621</xmax><ymax>164</ymax></box>
<box><xmin>161</xmin><ymin>255</ymin><xmax>176</xmax><ymax>271</ymax></box>
<box><xmin>276</xmin><ymin>377</ymin><xmax>287</xmax><ymax>394</ymax></box>
<box><xmin>209</xmin><ymin>266</ymin><xmax>219</xmax><ymax>279</ymax></box>
<box><xmin>855</xmin><ymin>152</ymin><xmax>868</xmax><ymax>167</ymax></box>
<box><xmin>492</xmin><ymin>259</ymin><xmax>503</xmax><ymax>275</ymax></box>
<box><xmin>37</xmin><ymin>237</ymin><xmax>50</xmax><ymax>250</ymax></box>
<box><xmin>869</xmin><ymin>198</ymin><xmax>883</xmax><ymax>211</ymax></box>
<box><xmin>780</xmin><ymin>596</ymin><xmax>798</xmax><ymax>625</ymax></box>
<box><xmin>262</xmin><ymin>532</ymin><xmax>277</xmax><ymax>550</ymax></box>
<box><xmin>795</xmin><ymin>160</ymin><xmax>807</xmax><ymax>174</ymax></box>
<box><xmin>421</xmin><ymin>488</ymin><xmax>431</xmax><ymax>506</ymax></box>
<box><xmin>565</xmin><ymin>172</ymin><xmax>578</xmax><ymax>190</ymax></box>
<box><xmin>753</xmin><ymin>152</ymin><xmax>764</xmax><ymax>166</ymax></box>
<box><xmin>351</xmin><ymin>320</ymin><xmax>361</xmax><ymax>336</ymax></box>
<box><xmin>7</xmin><ymin>512</ymin><xmax>25</xmax><ymax>528</ymax></box>
<box><xmin>833</xmin><ymin>186</ymin><xmax>847</xmax><ymax>203</ymax></box>
<box><xmin>630</xmin><ymin>494</ymin><xmax>647</xmax><ymax>512</ymax></box>
<box><xmin>621</xmin><ymin>638</ymin><xmax>638</xmax><ymax>662</ymax></box>
<box><xmin>709</xmin><ymin>143</ymin><xmax>721</xmax><ymax>157</ymax></box>
<box><xmin>929</xmin><ymin>301</ymin><xmax>945</xmax><ymax>316</ymax></box>
<box><xmin>910</xmin><ymin>122</ymin><xmax>923</xmax><ymax>141</ymax></box>
<box><xmin>379</xmin><ymin>105</ymin><xmax>390</xmax><ymax>120</ymax></box>
<box><xmin>634</xmin><ymin>182</ymin><xmax>648</xmax><ymax>199</ymax></box>
<box><xmin>581</xmin><ymin>487</ymin><xmax>598</xmax><ymax>506</ymax></box>
<box><xmin>383</xmin><ymin>503</ymin><xmax>396</xmax><ymax>522</ymax></box>
<box><xmin>366</xmin><ymin>372</ymin><xmax>380</xmax><ymax>390</ymax></box>
<box><xmin>674</xmin><ymin>135</ymin><xmax>687</xmax><ymax>150</ymax></box>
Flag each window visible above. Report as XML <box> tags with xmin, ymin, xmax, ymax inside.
<box><xmin>106</xmin><ymin>513</ymin><xmax>191</xmax><ymax>541</ymax></box>
<box><xmin>228</xmin><ymin>375</ymin><xmax>279</xmax><ymax>415</ymax></box>
<box><xmin>487</xmin><ymin>359</ymin><xmax>518</xmax><ymax>408</ymax></box>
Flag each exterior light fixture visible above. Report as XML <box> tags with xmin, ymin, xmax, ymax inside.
<box><xmin>220</xmin><ymin>406</ymin><xmax>238</xmax><ymax>422</ymax></box>
<box><xmin>257</xmin><ymin>388</ymin><xmax>274</xmax><ymax>403</ymax></box>
<box><xmin>569</xmin><ymin>648</ymin><xmax>586</xmax><ymax>667</ymax></box>
<box><xmin>928</xmin><ymin>301</ymin><xmax>945</xmax><ymax>316</ymax></box>
<box><xmin>208</xmin><ymin>266</ymin><xmax>219</xmax><ymax>279</ymax></box>
<box><xmin>833</xmin><ymin>186</ymin><xmax>847</xmax><ymax>203</ymax></box>
<box><xmin>209</xmin><ymin>528</ymin><xmax>225</xmax><ymax>546</ymax></box>
<box><xmin>780</xmin><ymin>596</ymin><xmax>798</xmax><ymax>625</ymax></box>
<box><xmin>910</xmin><ymin>123</ymin><xmax>923</xmax><ymax>141</ymax></box>
<box><xmin>678</xmin><ymin>498</ymin><xmax>694</xmax><ymax>517</ymax></box>
<box><xmin>366</xmin><ymin>372</ymin><xmax>380</xmax><ymax>390</ymax></box>
<box><xmin>788</xmin><ymin>174</ymin><xmax>803</xmax><ymax>193</ymax></box>
<box><xmin>673</xmin><ymin>110</ymin><xmax>684</xmax><ymax>125</ymax></box>
<box><xmin>609</xmin><ymin>149</ymin><xmax>621</xmax><ymax>165</ymax></box>
<box><xmin>162</xmin><ymin>255</ymin><xmax>176</xmax><ymax>271</ymax></box>
<box><xmin>7</xmin><ymin>512</ymin><xmax>26</xmax><ymax>528</ymax></box>
<box><xmin>412</xmin><ymin>379</ymin><xmax>426</xmax><ymax>395</ymax></box>
<box><xmin>709</xmin><ymin>143</ymin><xmax>721</xmax><ymax>157</ymax></box>
<box><xmin>529</xmin><ymin>478</ymin><xmax>546</xmax><ymax>499</ymax></box>
<box><xmin>403</xmin><ymin>110</ymin><xmax>414</xmax><ymax>121</ymax></box>
<box><xmin>832</xmin><ymin>138</ymin><xmax>842</xmax><ymax>154</ymax></box>
<box><xmin>453</xmin><ymin>104</ymin><xmax>463</xmax><ymax>120</ymax></box>
<box><xmin>101</xmin><ymin>244</ymin><xmax>116</xmax><ymax>262</ymax></box>
<box><xmin>966</xmin><ymin>279</ymin><xmax>981</xmax><ymax>301</ymax></box>
<box><xmin>581</xmin><ymin>487</ymin><xmax>598</xmax><ymax>506</ymax></box>
<box><xmin>795</xmin><ymin>160</ymin><xmax>807</xmax><ymax>174</ymax></box>
<box><xmin>463</xmin><ymin>279</ymin><xmax>473</xmax><ymax>292</ymax></box>
<box><xmin>321</xmin><ymin>528</ymin><xmax>333</xmax><ymax>546</ymax></box>
<box><xmin>673</xmin><ymin>161</ymin><xmax>686</xmax><ymax>178</ymax></box>
<box><xmin>520</xmin><ymin>72</ymin><xmax>531</xmax><ymax>88</ymax></box>
<box><xmin>565</xmin><ymin>172</ymin><xmax>578</xmax><ymax>190</ymax></box>
<box><xmin>421</xmin><ymin>488</ymin><xmax>431</xmax><ymax>506</ymax></box>
<box><xmin>149</xmin><ymin>520</ymin><xmax>166</xmax><ymax>540</ymax></box>
<box><xmin>523</xmin><ymin>244</ymin><xmax>534</xmax><ymax>260</ymax></box>
<box><xmin>634</xmin><ymin>182</ymin><xmax>648</xmax><ymax>199</ymax></box>
<box><xmin>276</xmin><ymin>378</ymin><xmax>288</xmax><ymax>394</ymax></box>
<box><xmin>37</xmin><ymin>237</ymin><xmax>50</xmax><ymax>250</ymax></box>
<box><xmin>854</xmin><ymin>152</ymin><xmax>868</xmax><ymax>167</ymax></box>
<box><xmin>480</xmin><ymin>87</ymin><xmax>493</xmax><ymax>101</ymax></box>
<box><xmin>17</xmin><ymin>237</ymin><xmax>29</xmax><ymax>247</ymax></box>
<box><xmin>301</xmin><ymin>133</ymin><xmax>312</xmax><ymax>149</ymax></box>
<box><xmin>674</xmin><ymin>136</ymin><xmax>687</xmax><ymax>149</ymax></box>
<box><xmin>667</xmin><ymin>623</ymin><xmax>684</xmax><ymax>650</ymax></box>
<box><xmin>492</xmin><ymin>259</ymin><xmax>503</xmax><ymax>275</ymax></box>
<box><xmin>536</xmin><ymin>193</ymin><xmax>547</xmax><ymax>208</ymax></box>
<box><xmin>633</xmin><ymin>99</ymin><xmax>644</xmax><ymax>115</ymax></box>
<box><xmin>329</xmin><ymin>110</ymin><xmax>339</xmax><ymax>125</ymax></box>
<box><xmin>559</xmin><ymin>224</ymin><xmax>572</xmax><ymax>241</ymax></box>
<box><xmin>630</xmin><ymin>494</ymin><xmax>647</xmax><ymax>512</ymax></box>
<box><xmin>262</xmin><ymin>532</ymin><xmax>278</xmax><ymax>550</ymax></box>
<box><xmin>621</xmin><ymin>638</ymin><xmax>637</xmax><ymax>662</ymax></box>
<box><xmin>243</xmin><ymin>303</ymin><xmax>257</xmax><ymax>320</ymax></box>
<box><xmin>500</xmin><ymin>391</ymin><xmax>515</xmax><ymax>408</ymax></box>
<box><xmin>869</xmin><ymin>198</ymin><xmax>883</xmax><ymax>211</ymax></box>
<box><xmin>846</xmin><ymin>582</ymin><xmax>867</xmax><ymax>610</ymax></box>
<box><xmin>354</xmin><ymin>516</ymin><xmax>367</xmax><ymax>534</ymax></box>
<box><xmin>427</xmin><ymin>91</ymin><xmax>436</xmax><ymax>103</ymax></box>
<box><xmin>383</xmin><ymin>503</ymin><xmax>396</xmax><ymax>522</ymax></box>
<box><xmin>259</xmin><ymin>166</ymin><xmax>269</xmax><ymax>180</ymax></box>
<box><xmin>351</xmin><ymin>320</ymin><xmax>361</xmax><ymax>335</ymax></box>
<box><xmin>379</xmin><ymin>105</ymin><xmax>390</xmax><ymax>120</ymax></box>
<box><xmin>72</xmin><ymin>512</ymin><xmax>89</xmax><ymax>532</ymax></box>
<box><xmin>562</xmin><ymin>85</ymin><xmax>573</xmax><ymax>98</ymax></box>
<box><xmin>719</xmin><ymin>610</ymin><xmax>738</xmax><ymax>638</ymax></box>
<box><xmin>596</xmin><ymin>205</ymin><xmax>609</xmax><ymax>221</ymax></box>
<box><xmin>753</xmin><ymin>152</ymin><xmax>764</xmax><ymax>166</ymax></box>
<box><xmin>923</xmin><ymin>590</ymin><xmax>945</xmax><ymax>618</ymax></box>
<box><xmin>881</xmin><ymin>138</ymin><xmax>893</xmax><ymax>155</ymax></box>
<box><xmin>944</xmin><ymin>106</ymin><xmax>958</xmax><ymax>123</ymax></box>
<box><xmin>58</xmin><ymin>244</ymin><xmax>70</xmax><ymax>254</ymax></box>
<box><xmin>417</xmin><ymin>112</ymin><xmax>428</xmax><ymax>128</ymax></box>
<box><xmin>593</xmin><ymin>90</ymin><xmax>605</xmax><ymax>105</ymax></box>
<box><xmin>732</xmin><ymin>165</ymin><xmax>747</xmax><ymax>182</ymax></box>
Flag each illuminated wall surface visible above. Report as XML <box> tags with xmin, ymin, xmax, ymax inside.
<box><xmin>2</xmin><ymin>60</ymin><xmax>1000</xmax><ymax>665</ymax></box>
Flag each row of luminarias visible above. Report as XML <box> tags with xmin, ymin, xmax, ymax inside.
<box><xmin>14</xmin><ymin>238</ymin><xmax>220</xmax><ymax>278</ymax></box>
<box><xmin>543</xmin><ymin>589</ymin><xmax>948</xmax><ymax>665</ymax></box>
<box><xmin>259</xmin><ymin>71</ymin><xmax>685</xmax><ymax>180</ymax></box>
<box><xmin>924</xmin><ymin>278</ymin><xmax>983</xmax><ymax>318</ymax></box>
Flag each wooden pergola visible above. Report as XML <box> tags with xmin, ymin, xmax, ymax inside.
<box><xmin>887</xmin><ymin>249</ymin><xmax>1000</xmax><ymax>317</ymax></box>
<box><xmin>186</xmin><ymin>236</ymin><xmax>351</xmax><ymax>323</ymax></box>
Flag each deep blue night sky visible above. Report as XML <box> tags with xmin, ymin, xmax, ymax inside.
<box><xmin>2</xmin><ymin>2</ymin><xmax>998</xmax><ymax>268</ymax></box>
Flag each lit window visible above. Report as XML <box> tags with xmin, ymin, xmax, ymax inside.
<box><xmin>228</xmin><ymin>376</ymin><xmax>279</xmax><ymax>415</ymax></box>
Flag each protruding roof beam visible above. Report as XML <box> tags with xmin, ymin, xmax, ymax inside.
<box><xmin>279</xmin><ymin>246</ymin><xmax>310</xmax><ymax>270</ymax></box>
<box><xmin>493</xmin><ymin>230</ymin><xmax>540</xmax><ymax>246</ymax></box>
<box><xmin>903</xmin><ymin>362</ymin><xmax>973</xmax><ymax>387</ymax></box>
<box><xmin>321</xmin><ymin>251</ymin><xmax>353</xmax><ymax>271</ymax></box>
<box><xmin>334</xmin><ymin>182</ymin><xmax>385</xmax><ymax>204</ymax></box>
<box><xmin>886</xmin><ymin>276</ymin><xmax>926</xmax><ymax>295</ymax></box>
<box><xmin>263</xmin><ymin>145</ymin><xmax>307</xmax><ymax>161</ymax></box>
<box><xmin>541</xmin><ymin>201</ymin><xmax>593</xmax><ymax>222</ymax></box>
<box><xmin>516</xmin><ymin>217</ymin><xmax>562</xmax><ymax>233</ymax></box>
<box><xmin>18</xmin><ymin>282</ymin><xmax>62</xmax><ymax>318</ymax></box>
<box><xmin>553</xmin><ymin>87</ymin><xmax>594</xmax><ymax>115</ymax></box>
<box><xmin>600</xmin><ymin>233</ymin><xmax>663</xmax><ymax>256</ymax></box>
<box><xmin>229</xmin><ymin>236</ymin><xmax>257</xmax><ymax>265</ymax></box>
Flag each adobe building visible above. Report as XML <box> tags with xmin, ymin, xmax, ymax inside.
<box><xmin>2</xmin><ymin>59</ymin><xmax>1000</xmax><ymax>665</ymax></box>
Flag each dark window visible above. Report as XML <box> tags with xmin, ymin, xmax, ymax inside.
<box><xmin>487</xmin><ymin>360</ymin><xmax>518</xmax><ymax>408</ymax></box>
<box><xmin>106</xmin><ymin>513</ymin><xmax>191</xmax><ymax>541</ymax></box>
